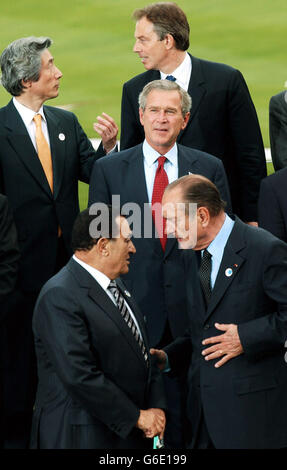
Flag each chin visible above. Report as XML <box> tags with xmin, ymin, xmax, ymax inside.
<box><xmin>177</xmin><ymin>238</ymin><xmax>195</xmax><ymax>250</ymax></box>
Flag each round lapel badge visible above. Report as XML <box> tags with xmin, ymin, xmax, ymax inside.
<box><xmin>58</xmin><ymin>133</ymin><xmax>65</xmax><ymax>141</ymax></box>
<box><xmin>124</xmin><ymin>290</ymin><xmax>131</xmax><ymax>298</ymax></box>
<box><xmin>225</xmin><ymin>268</ymin><xmax>233</xmax><ymax>277</ymax></box>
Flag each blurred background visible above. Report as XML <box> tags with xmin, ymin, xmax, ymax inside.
<box><xmin>0</xmin><ymin>0</ymin><xmax>285</xmax><ymax>205</ymax></box>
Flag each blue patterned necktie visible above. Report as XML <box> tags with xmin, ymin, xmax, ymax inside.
<box><xmin>165</xmin><ymin>75</ymin><xmax>176</xmax><ymax>82</ymax></box>
<box><xmin>108</xmin><ymin>280</ymin><xmax>149</xmax><ymax>365</ymax></box>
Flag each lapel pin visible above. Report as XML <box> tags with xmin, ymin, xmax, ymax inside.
<box><xmin>234</xmin><ymin>263</ymin><xmax>238</xmax><ymax>268</ymax></box>
<box><xmin>58</xmin><ymin>133</ymin><xmax>65</xmax><ymax>141</ymax></box>
<box><xmin>225</xmin><ymin>268</ymin><xmax>233</xmax><ymax>277</ymax></box>
<box><xmin>124</xmin><ymin>290</ymin><xmax>131</xmax><ymax>298</ymax></box>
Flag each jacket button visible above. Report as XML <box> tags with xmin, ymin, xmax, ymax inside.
<box><xmin>203</xmin><ymin>324</ymin><xmax>210</xmax><ymax>330</ymax></box>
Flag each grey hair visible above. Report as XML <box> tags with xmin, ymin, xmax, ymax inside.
<box><xmin>0</xmin><ymin>36</ymin><xmax>52</xmax><ymax>96</ymax></box>
<box><xmin>138</xmin><ymin>79</ymin><xmax>192</xmax><ymax>116</ymax></box>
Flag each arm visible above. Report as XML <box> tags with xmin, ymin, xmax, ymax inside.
<box><xmin>237</xmin><ymin>239</ymin><xmax>287</xmax><ymax>357</ymax></box>
<box><xmin>258</xmin><ymin>177</ymin><xmax>287</xmax><ymax>242</ymax></box>
<box><xmin>120</xmin><ymin>82</ymin><xmax>145</xmax><ymax>150</ymax></box>
<box><xmin>73</xmin><ymin>114</ymin><xmax>117</xmax><ymax>184</ymax></box>
<box><xmin>227</xmin><ymin>69</ymin><xmax>266</xmax><ymax>222</ymax></box>
<box><xmin>269</xmin><ymin>93</ymin><xmax>287</xmax><ymax>171</ymax></box>
<box><xmin>34</xmin><ymin>287</ymin><xmax>141</xmax><ymax>439</ymax></box>
<box><xmin>0</xmin><ymin>197</ymin><xmax>19</xmax><ymax>305</ymax></box>
<box><xmin>88</xmin><ymin>159</ymin><xmax>111</xmax><ymax>207</ymax></box>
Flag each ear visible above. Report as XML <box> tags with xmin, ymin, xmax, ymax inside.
<box><xmin>197</xmin><ymin>207</ymin><xmax>210</xmax><ymax>227</ymax></box>
<box><xmin>139</xmin><ymin>107</ymin><xmax>144</xmax><ymax>127</ymax></box>
<box><xmin>181</xmin><ymin>112</ymin><xmax>190</xmax><ymax>130</ymax></box>
<box><xmin>164</xmin><ymin>33</ymin><xmax>175</xmax><ymax>50</ymax></box>
<box><xmin>21</xmin><ymin>78</ymin><xmax>32</xmax><ymax>90</ymax></box>
<box><xmin>97</xmin><ymin>238</ymin><xmax>110</xmax><ymax>257</ymax></box>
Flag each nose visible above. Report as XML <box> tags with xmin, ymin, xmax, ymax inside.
<box><xmin>129</xmin><ymin>240</ymin><xmax>136</xmax><ymax>253</ymax></box>
<box><xmin>133</xmin><ymin>39</ymin><xmax>141</xmax><ymax>53</ymax></box>
<box><xmin>157</xmin><ymin>110</ymin><xmax>167</xmax><ymax>122</ymax></box>
<box><xmin>55</xmin><ymin>66</ymin><xmax>63</xmax><ymax>79</ymax></box>
<box><xmin>165</xmin><ymin>219</ymin><xmax>175</xmax><ymax>236</ymax></box>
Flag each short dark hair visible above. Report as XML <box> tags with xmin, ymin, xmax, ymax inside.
<box><xmin>133</xmin><ymin>2</ymin><xmax>190</xmax><ymax>51</ymax></box>
<box><xmin>166</xmin><ymin>174</ymin><xmax>226</xmax><ymax>217</ymax></box>
<box><xmin>71</xmin><ymin>206</ymin><xmax>123</xmax><ymax>252</ymax></box>
<box><xmin>0</xmin><ymin>36</ymin><xmax>52</xmax><ymax>96</ymax></box>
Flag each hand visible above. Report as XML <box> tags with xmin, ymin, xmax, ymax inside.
<box><xmin>202</xmin><ymin>323</ymin><xmax>243</xmax><ymax>368</ymax></box>
<box><xmin>246</xmin><ymin>221</ymin><xmax>258</xmax><ymax>227</ymax></box>
<box><xmin>150</xmin><ymin>348</ymin><xmax>168</xmax><ymax>371</ymax></box>
<box><xmin>136</xmin><ymin>408</ymin><xmax>166</xmax><ymax>439</ymax></box>
<box><xmin>93</xmin><ymin>113</ymin><xmax>118</xmax><ymax>153</ymax></box>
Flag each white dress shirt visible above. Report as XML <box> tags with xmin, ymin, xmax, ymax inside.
<box><xmin>73</xmin><ymin>255</ymin><xmax>143</xmax><ymax>338</ymax></box>
<box><xmin>143</xmin><ymin>139</ymin><xmax>179</xmax><ymax>203</ymax></box>
<box><xmin>13</xmin><ymin>97</ymin><xmax>51</xmax><ymax>150</ymax></box>
<box><xmin>160</xmin><ymin>52</ymin><xmax>192</xmax><ymax>91</ymax></box>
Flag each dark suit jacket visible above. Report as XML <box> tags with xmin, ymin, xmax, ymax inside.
<box><xmin>258</xmin><ymin>167</ymin><xmax>287</xmax><ymax>242</ymax></box>
<box><xmin>166</xmin><ymin>218</ymin><xmax>287</xmax><ymax>449</ymax></box>
<box><xmin>0</xmin><ymin>194</ymin><xmax>19</xmax><ymax>308</ymax></box>
<box><xmin>269</xmin><ymin>90</ymin><xmax>287</xmax><ymax>171</ymax></box>
<box><xmin>88</xmin><ymin>143</ymin><xmax>231</xmax><ymax>347</ymax></box>
<box><xmin>120</xmin><ymin>54</ymin><xmax>266</xmax><ymax>221</ymax></box>
<box><xmin>30</xmin><ymin>258</ymin><xmax>165</xmax><ymax>449</ymax></box>
<box><xmin>0</xmin><ymin>99</ymin><xmax>105</xmax><ymax>292</ymax></box>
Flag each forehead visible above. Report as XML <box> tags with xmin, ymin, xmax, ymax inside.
<box><xmin>145</xmin><ymin>89</ymin><xmax>181</xmax><ymax>108</ymax></box>
<box><xmin>135</xmin><ymin>16</ymin><xmax>156</xmax><ymax>36</ymax></box>
<box><xmin>116</xmin><ymin>216</ymin><xmax>131</xmax><ymax>238</ymax></box>
<box><xmin>40</xmin><ymin>49</ymin><xmax>53</xmax><ymax>65</ymax></box>
<box><xmin>163</xmin><ymin>187</ymin><xmax>183</xmax><ymax>206</ymax></box>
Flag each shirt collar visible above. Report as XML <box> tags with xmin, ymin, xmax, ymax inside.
<box><xmin>142</xmin><ymin>139</ymin><xmax>178</xmax><ymax>168</ymax></box>
<box><xmin>13</xmin><ymin>97</ymin><xmax>46</xmax><ymax>127</ymax></box>
<box><xmin>160</xmin><ymin>53</ymin><xmax>192</xmax><ymax>89</ymax></box>
<box><xmin>73</xmin><ymin>255</ymin><xmax>111</xmax><ymax>290</ymax></box>
<box><xmin>205</xmin><ymin>214</ymin><xmax>235</xmax><ymax>262</ymax></box>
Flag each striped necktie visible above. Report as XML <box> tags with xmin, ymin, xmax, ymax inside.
<box><xmin>108</xmin><ymin>280</ymin><xmax>149</xmax><ymax>365</ymax></box>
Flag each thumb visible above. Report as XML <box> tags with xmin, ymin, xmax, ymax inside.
<box><xmin>214</xmin><ymin>322</ymin><xmax>229</xmax><ymax>331</ymax></box>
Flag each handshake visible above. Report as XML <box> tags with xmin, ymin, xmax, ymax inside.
<box><xmin>136</xmin><ymin>408</ymin><xmax>166</xmax><ymax>440</ymax></box>
<box><xmin>136</xmin><ymin>349</ymin><xmax>168</xmax><ymax>439</ymax></box>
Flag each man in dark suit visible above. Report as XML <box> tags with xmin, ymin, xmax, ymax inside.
<box><xmin>31</xmin><ymin>208</ymin><xmax>166</xmax><ymax>449</ymax></box>
<box><xmin>0</xmin><ymin>36</ymin><xmax>117</xmax><ymax>448</ymax></box>
<box><xmin>269</xmin><ymin>90</ymin><xmax>287</xmax><ymax>171</ymax></box>
<box><xmin>0</xmin><ymin>195</ymin><xmax>19</xmax><ymax>447</ymax></box>
<box><xmin>120</xmin><ymin>2</ymin><xmax>266</xmax><ymax>223</ymax></box>
<box><xmin>0</xmin><ymin>195</ymin><xmax>19</xmax><ymax>311</ymax></box>
<box><xmin>88</xmin><ymin>79</ymin><xmax>231</xmax><ymax>447</ymax></box>
<box><xmin>258</xmin><ymin>167</ymin><xmax>287</xmax><ymax>242</ymax></box>
<box><xmin>151</xmin><ymin>174</ymin><xmax>287</xmax><ymax>448</ymax></box>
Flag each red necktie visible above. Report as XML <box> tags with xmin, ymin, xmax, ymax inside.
<box><xmin>151</xmin><ymin>156</ymin><xmax>169</xmax><ymax>251</ymax></box>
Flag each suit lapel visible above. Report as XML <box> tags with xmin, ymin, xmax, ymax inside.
<box><xmin>4</xmin><ymin>100</ymin><xmax>52</xmax><ymax>197</ymax></box>
<box><xmin>44</xmin><ymin>106</ymin><xmax>66</xmax><ymax>200</ymax></box>
<box><xmin>178</xmin><ymin>54</ymin><xmax>206</xmax><ymax>142</ymax></box>
<box><xmin>68</xmin><ymin>260</ymin><xmax>148</xmax><ymax>368</ymax></box>
<box><xmin>116</xmin><ymin>278</ymin><xmax>150</xmax><ymax>361</ymax></box>
<box><xmin>204</xmin><ymin>219</ymin><xmax>247</xmax><ymax>321</ymax></box>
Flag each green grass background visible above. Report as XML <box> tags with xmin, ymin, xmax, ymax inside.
<box><xmin>0</xmin><ymin>0</ymin><xmax>284</xmax><ymax>207</ymax></box>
